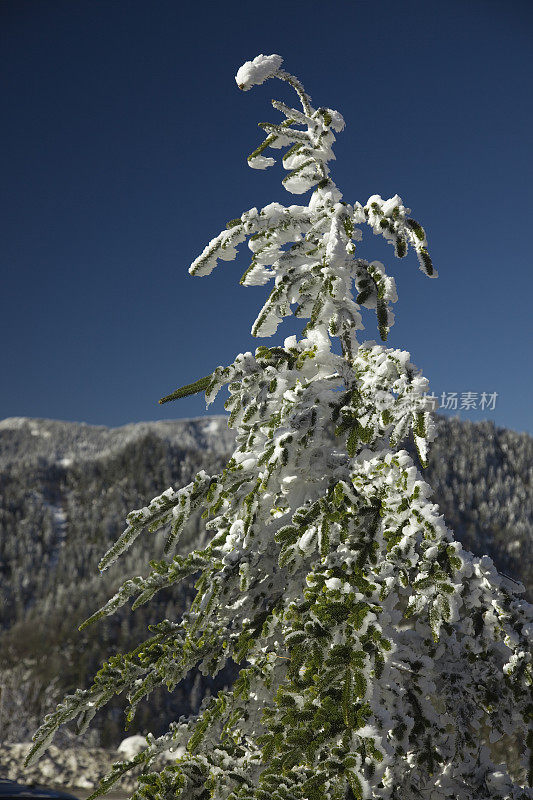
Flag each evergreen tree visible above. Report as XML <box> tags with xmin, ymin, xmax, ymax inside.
<box><xmin>27</xmin><ymin>54</ymin><xmax>532</xmax><ymax>800</ymax></box>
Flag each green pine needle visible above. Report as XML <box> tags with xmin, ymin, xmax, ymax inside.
<box><xmin>159</xmin><ymin>374</ymin><xmax>212</xmax><ymax>404</ymax></box>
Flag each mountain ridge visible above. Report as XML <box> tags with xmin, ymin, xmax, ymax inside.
<box><xmin>0</xmin><ymin>415</ymin><xmax>233</xmax><ymax>468</ymax></box>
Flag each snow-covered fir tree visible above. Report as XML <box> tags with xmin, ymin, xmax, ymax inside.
<box><xmin>27</xmin><ymin>54</ymin><xmax>532</xmax><ymax>800</ymax></box>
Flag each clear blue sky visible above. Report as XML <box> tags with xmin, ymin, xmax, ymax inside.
<box><xmin>2</xmin><ymin>0</ymin><xmax>532</xmax><ymax>434</ymax></box>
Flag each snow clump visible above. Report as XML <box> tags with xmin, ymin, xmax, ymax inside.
<box><xmin>235</xmin><ymin>54</ymin><xmax>283</xmax><ymax>91</ymax></box>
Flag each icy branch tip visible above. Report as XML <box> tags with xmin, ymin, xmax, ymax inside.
<box><xmin>235</xmin><ymin>54</ymin><xmax>284</xmax><ymax>91</ymax></box>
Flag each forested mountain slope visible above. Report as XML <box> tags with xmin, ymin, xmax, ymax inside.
<box><xmin>0</xmin><ymin>414</ymin><xmax>530</xmax><ymax>746</ymax></box>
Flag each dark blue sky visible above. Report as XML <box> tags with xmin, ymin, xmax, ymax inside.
<box><xmin>2</xmin><ymin>0</ymin><xmax>532</xmax><ymax>434</ymax></box>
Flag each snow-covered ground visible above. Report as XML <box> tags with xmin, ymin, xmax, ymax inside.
<box><xmin>0</xmin><ymin>739</ymin><xmax>181</xmax><ymax>794</ymax></box>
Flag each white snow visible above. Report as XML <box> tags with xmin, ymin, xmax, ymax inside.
<box><xmin>117</xmin><ymin>735</ymin><xmax>147</xmax><ymax>759</ymax></box>
<box><xmin>248</xmin><ymin>155</ymin><xmax>276</xmax><ymax>169</ymax></box>
<box><xmin>204</xmin><ymin>418</ymin><xmax>221</xmax><ymax>434</ymax></box>
<box><xmin>46</xmin><ymin>502</ymin><xmax>68</xmax><ymax>567</ymax></box>
<box><xmin>328</xmin><ymin>109</ymin><xmax>346</xmax><ymax>132</ymax></box>
<box><xmin>31</xmin><ymin>426</ymin><xmax>51</xmax><ymax>438</ymax></box>
<box><xmin>117</xmin><ymin>734</ymin><xmax>184</xmax><ymax>762</ymax></box>
<box><xmin>0</xmin><ymin>417</ymin><xmax>28</xmax><ymax>429</ymax></box>
<box><xmin>235</xmin><ymin>54</ymin><xmax>283</xmax><ymax>91</ymax></box>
